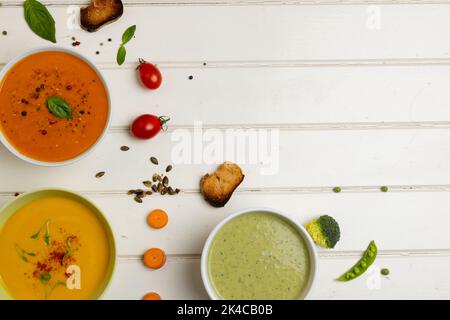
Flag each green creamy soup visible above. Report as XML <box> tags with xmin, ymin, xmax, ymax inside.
<box><xmin>207</xmin><ymin>212</ymin><xmax>311</xmax><ymax>300</ymax></box>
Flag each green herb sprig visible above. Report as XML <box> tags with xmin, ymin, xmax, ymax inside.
<box><xmin>15</xmin><ymin>244</ymin><xmax>36</xmax><ymax>262</ymax></box>
<box><xmin>30</xmin><ymin>219</ymin><xmax>51</xmax><ymax>245</ymax></box>
<box><xmin>117</xmin><ymin>25</ymin><xmax>136</xmax><ymax>66</ymax></box>
<box><xmin>61</xmin><ymin>236</ymin><xmax>74</xmax><ymax>265</ymax></box>
<box><xmin>23</xmin><ymin>0</ymin><xmax>56</xmax><ymax>43</ymax></box>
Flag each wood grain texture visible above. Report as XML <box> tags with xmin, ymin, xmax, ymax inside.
<box><xmin>2</xmin><ymin>5</ymin><xmax>450</xmax><ymax>63</ymax></box>
<box><xmin>3</xmin><ymin>129</ymin><xmax>450</xmax><ymax>191</ymax></box>
<box><xmin>5</xmin><ymin>191</ymin><xmax>450</xmax><ymax>255</ymax></box>
<box><xmin>103</xmin><ymin>255</ymin><xmax>450</xmax><ymax>299</ymax></box>
<box><xmin>1</xmin><ymin>2</ymin><xmax>450</xmax><ymax>299</ymax></box>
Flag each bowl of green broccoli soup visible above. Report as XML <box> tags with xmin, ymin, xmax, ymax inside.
<box><xmin>201</xmin><ymin>208</ymin><xmax>318</xmax><ymax>300</ymax></box>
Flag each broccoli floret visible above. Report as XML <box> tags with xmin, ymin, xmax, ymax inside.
<box><xmin>305</xmin><ymin>215</ymin><xmax>340</xmax><ymax>249</ymax></box>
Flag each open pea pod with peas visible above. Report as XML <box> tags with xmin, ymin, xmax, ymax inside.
<box><xmin>337</xmin><ymin>240</ymin><xmax>378</xmax><ymax>282</ymax></box>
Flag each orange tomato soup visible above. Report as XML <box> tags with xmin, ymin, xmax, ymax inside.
<box><xmin>0</xmin><ymin>51</ymin><xmax>109</xmax><ymax>162</ymax></box>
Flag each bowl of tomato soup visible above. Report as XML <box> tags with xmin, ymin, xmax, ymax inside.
<box><xmin>0</xmin><ymin>48</ymin><xmax>111</xmax><ymax>165</ymax></box>
<box><xmin>201</xmin><ymin>208</ymin><xmax>318</xmax><ymax>300</ymax></box>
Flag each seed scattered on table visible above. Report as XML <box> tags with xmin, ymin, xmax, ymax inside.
<box><xmin>380</xmin><ymin>186</ymin><xmax>389</xmax><ymax>192</ymax></box>
<box><xmin>120</xmin><ymin>146</ymin><xmax>130</xmax><ymax>151</ymax></box>
<box><xmin>126</xmin><ymin>160</ymin><xmax>181</xmax><ymax>202</ymax></box>
<box><xmin>150</xmin><ymin>157</ymin><xmax>158</xmax><ymax>165</ymax></box>
<box><xmin>143</xmin><ymin>181</ymin><xmax>152</xmax><ymax>188</ymax></box>
<box><xmin>2</xmin><ymin>30</ymin><xmax>7</xmax><ymax>36</ymax></box>
<box><xmin>381</xmin><ymin>268</ymin><xmax>390</xmax><ymax>276</ymax></box>
<box><xmin>95</xmin><ymin>171</ymin><xmax>105</xmax><ymax>178</ymax></box>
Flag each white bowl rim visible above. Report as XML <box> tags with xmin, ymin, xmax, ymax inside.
<box><xmin>200</xmin><ymin>207</ymin><xmax>318</xmax><ymax>300</ymax></box>
<box><xmin>0</xmin><ymin>46</ymin><xmax>112</xmax><ymax>166</ymax></box>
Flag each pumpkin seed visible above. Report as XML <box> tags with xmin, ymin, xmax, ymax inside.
<box><xmin>95</xmin><ymin>171</ymin><xmax>105</xmax><ymax>178</ymax></box>
<box><xmin>150</xmin><ymin>157</ymin><xmax>158</xmax><ymax>165</ymax></box>
<box><xmin>175</xmin><ymin>188</ymin><xmax>180</xmax><ymax>194</ymax></box>
<box><xmin>166</xmin><ymin>165</ymin><xmax>173</xmax><ymax>172</ymax></box>
<box><xmin>134</xmin><ymin>196</ymin><xmax>143</xmax><ymax>203</ymax></box>
<box><xmin>162</xmin><ymin>176</ymin><xmax>169</xmax><ymax>186</ymax></box>
<box><xmin>151</xmin><ymin>184</ymin><xmax>158</xmax><ymax>192</ymax></box>
<box><xmin>120</xmin><ymin>146</ymin><xmax>130</xmax><ymax>151</ymax></box>
<box><xmin>160</xmin><ymin>188</ymin><xmax>167</xmax><ymax>195</ymax></box>
<box><xmin>143</xmin><ymin>181</ymin><xmax>152</xmax><ymax>188</ymax></box>
<box><xmin>127</xmin><ymin>189</ymin><xmax>135</xmax><ymax>195</ymax></box>
<box><xmin>157</xmin><ymin>183</ymin><xmax>163</xmax><ymax>193</ymax></box>
<box><xmin>168</xmin><ymin>187</ymin><xmax>175</xmax><ymax>195</ymax></box>
<box><xmin>145</xmin><ymin>191</ymin><xmax>152</xmax><ymax>195</ymax></box>
<box><xmin>152</xmin><ymin>174</ymin><xmax>159</xmax><ymax>182</ymax></box>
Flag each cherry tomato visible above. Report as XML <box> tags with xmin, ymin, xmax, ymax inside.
<box><xmin>137</xmin><ymin>58</ymin><xmax>162</xmax><ymax>90</ymax></box>
<box><xmin>130</xmin><ymin>114</ymin><xmax>170</xmax><ymax>140</ymax></box>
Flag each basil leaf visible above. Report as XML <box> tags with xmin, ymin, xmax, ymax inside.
<box><xmin>117</xmin><ymin>45</ymin><xmax>126</xmax><ymax>66</ymax></box>
<box><xmin>121</xmin><ymin>25</ymin><xmax>136</xmax><ymax>45</ymax></box>
<box><xmin>23</xmin><ymin>0</ymin><xmax>56</xmax><ymax>43</ymax></box>
<box><xmin>46</xmin><ymin>96</ymin><xmax>72</xmax><ymax>119</ymax></box>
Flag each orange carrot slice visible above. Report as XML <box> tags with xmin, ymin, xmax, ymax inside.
<box><xmin>143</xmin><ymin>292</ymin><xmax>161</xmax><ymax>300</ymax></box>
<box><xmin>144</xmin><ymin>248</ymin><xmax>166</xmax><ymax>269</ymax></box>
<box><xmin>147</xmin><ymin>209</ymin><xmax>168</xmax><ymax>229</ymax></box>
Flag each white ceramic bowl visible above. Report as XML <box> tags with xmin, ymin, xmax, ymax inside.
<box><xmin>0</xmin><ymin>47</ymin><xmax>111</xmax><ymax>166</ymax></box>
<box><xmin>201</xmin><ymin>207</ymin><xmax>318</xmax><ymax>300</ymax></box>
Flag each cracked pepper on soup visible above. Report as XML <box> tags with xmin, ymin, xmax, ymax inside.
<box><xmin>0</xmin><ymin>51</ymin><xmax>109</xmax><ymax>162</ymax></box>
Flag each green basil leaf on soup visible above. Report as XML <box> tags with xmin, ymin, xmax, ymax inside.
<box><xmin>46</xmin><ymin>96</ymin><xmax>72</xmax><ymax>119</ymax></box>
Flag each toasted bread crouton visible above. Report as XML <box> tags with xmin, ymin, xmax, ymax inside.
<box><xmin>200</xmin><ymin>162</ymin><xmax>244</xmax><ymax>207</ymax></box>
<box><xmin>80</xmin><ymin>0</ymin><xmax>123</xmax><ymax>32</ymax></box>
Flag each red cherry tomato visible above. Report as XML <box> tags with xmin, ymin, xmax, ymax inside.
<box><xmin>137</xmin><ymin>58</ymin><xmax>162</xmax><ymax>90</ymax></box>
<box><xmin>131</xmin><ymin>115</ymin><xmax>170</xmax><ymax>140</ymax></box>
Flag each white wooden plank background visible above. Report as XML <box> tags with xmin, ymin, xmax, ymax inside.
<box><xmin>1</xmin><ymin>1</ymin><xmax>450</xmax><ymax>299</ymax></box>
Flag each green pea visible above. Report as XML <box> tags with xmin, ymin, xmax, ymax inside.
<box><xmin>380</xmin><ymin>186</ymin><xmax>388</xmax><ymax>192</ymax></box>
<box><xmin>337</xmin><ymin>240</ymin><xmax>378</xmax><ymax>282</ymax></box>
<box><xmin>332</xmin><ymin>187</ymin><xmax>341</xmax><ymax>193</ymax></box>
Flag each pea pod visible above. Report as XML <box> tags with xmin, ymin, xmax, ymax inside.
<box><xmin>337</xmin><ymin>240</ymin><xmax>377</xmax><ymax>282</ymax></box>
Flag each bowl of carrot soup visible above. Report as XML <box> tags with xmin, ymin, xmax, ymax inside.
<box><xmin>0</xmin><ymin>47</ymin><xmax>111</xmax><ymax>166</ymax></box>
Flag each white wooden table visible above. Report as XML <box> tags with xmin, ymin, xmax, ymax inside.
<box><xmin>1</xmin><ymin>0</ymin><xmax>450</xmax><ymax>299</ymax></box>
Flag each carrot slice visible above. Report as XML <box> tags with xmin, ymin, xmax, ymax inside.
<box><xmin>143</xmin><ymin>248</ymin><xmax>166</xmax><ymax>269</ymax></box>
<box><xmin>147</xmin><ymin>209</ymin><xmax>168</xmax><ymax>229</ymax></box>
<box><xmin>143</xmin><ymin>292</ymin><xmax>161</xmax><ymax>300</ymax></box>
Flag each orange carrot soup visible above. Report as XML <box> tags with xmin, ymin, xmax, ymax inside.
<box><xmin>0</xmin><ymin>195</ymin><xmax>113</xmax><ymax>300</ymax></box>
<box><xmin>0</xmin><ymin>51</ymin><xmax>109</xmax><ymax>162</ymax></box>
